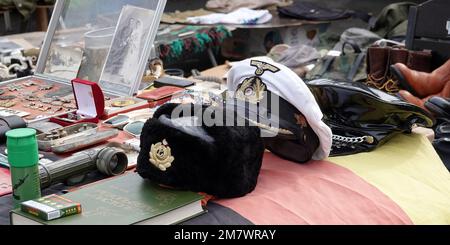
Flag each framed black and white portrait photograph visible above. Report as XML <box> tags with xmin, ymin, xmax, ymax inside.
<box><xmin>99</xmin><ymin>5</ymin><xmax>155</xmax><ymax>96</ymax></box>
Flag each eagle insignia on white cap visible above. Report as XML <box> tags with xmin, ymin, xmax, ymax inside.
<box><xmin>236</xmin><ymin>77</ymin><xmax>267</xmax><ymax>104</ymax></box>
<box><xmin>251</xmin><ymin>60</ymin><xmax>280</xmax><ymax>76</ymax></box>
<box><xmin>150</xmin><ymin>139</ymin><xmax>175</xmax><ymax>171</ymax></box>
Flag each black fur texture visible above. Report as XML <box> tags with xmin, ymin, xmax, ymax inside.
<box><xmin>137</xmin><ymin>103</ymin><xmax>265</xmax><ymax>198</ymax></box>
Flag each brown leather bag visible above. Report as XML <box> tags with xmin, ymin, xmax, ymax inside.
<box><xmin>366</xmin><ymin>44</ymin><xmax>432</xmax><ymax>93</ymax></box>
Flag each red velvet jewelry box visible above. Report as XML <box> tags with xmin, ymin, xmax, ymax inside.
<box><xmin>50</xmin><ymin>79</ymin><xmax>105</xmax><ymax>126</ymax></box>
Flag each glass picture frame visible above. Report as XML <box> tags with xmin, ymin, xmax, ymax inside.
<box><xmin>37</xmin><ymin>0</ymin><xmax>167</xmax><ymax>97</ymax></box>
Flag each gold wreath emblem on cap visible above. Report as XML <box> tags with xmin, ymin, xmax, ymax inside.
<box><xmin>236</xmin><ymin>77</ymin><xmax>267</xmax><ymax>104</ymax></box>
<box><xmin>149</xmin><ymin>139</ymin><xmax>175</xmax><ymax>171</ymax></box>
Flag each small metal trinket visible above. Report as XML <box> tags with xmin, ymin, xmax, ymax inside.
<box><xmin>25</xmin><ymin>102</ymin><xmax>37</xmax><ymax>108</ymax></box>
<box><xmin>59</xmin><ymin>97</ymin><xmax>72</xmax><ymax>104</ymax></box>
<box><xmin>20</xmin><ymin>91</ymin><xmax>34</xmax><ymax>96</ymax></box>
<box><xmin>78</xmin><ymin>124</ymin><xmax>91</xmax><ymax>132</ymax></box>
<box><xmin>0</xmin><ymin>100</ymin><xmax>16</xmax><ymax>108</ymax></box>
<box><xmin>45</xmin><ymin>128</ymin><xmax>70</xmax><ymax>140</ymax></box>
<box><xmin>44</xmin><ymin>87</ymin><xmax>72</xmax><ymax>98</ymax></box>
<box><xmin>40</xmin><ymin>98</ymin><xmax>53</xmax><ymax>104</ymax></box>
<box><xmin>39</xmin><ymin>85</ymin><xmax>54</xmax><ymax>91</ymax></box>
<box><xmin>23</xmin><ymin>82</ymin><xmax>36</xmax><ymax>87</ymax></box>
<box><xmin>38</xmin><ymin>106</ymin><xmax>52</xmax><ymax>112</ymax></box>
<box><xmin>0</xmin><ymin>95</ymin><xmax>16</xmax><ymax>100</ymax></box>
<box><xmin>48</xmin><ymin>107</ymin><xmax>63</xmax><ymax>114</ymax></box>
<box><xmin>0</xmin><ymin>108</ymin><xmax>30</xmax><ymax>117</ymax></box>
<box><xmin>7</xmin><ymin>84</ymin><xmax>23</xmax><ymax>92</ymax></box>
<box><xmin>51</xmin><ymin>96</ymin><xmax>71</xmax><ymax>104</ymax></box>
<box><xmin>45</xmin><ymin>132</ymin><xmax>60</xmax><ymax>141</ymax></box>
<box><xmin>24</xmin><ymin>95</ymin><xmax>40</xmax><ymax>101</ymax></box>
<box><xmin>63</xmin><ymin>104</ymin><xmax>77</xmax><ymax>109</ymax></box>
<box><xmin>51</xmin><ymin>101</ymin><xmax>63</xmax><ymax>106</ymax></box>
<box><xmin>67</xmin><ymin>113</ymin><xmax>78</xmax><ymax>120</ymax></box>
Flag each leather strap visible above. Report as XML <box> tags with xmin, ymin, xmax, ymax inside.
<box><xmin>342</xmin><ymin>41</ymin><xmax>362</xmax><ymax>55</ymax></box>
<box><xmin>317</xmin><ymin>56</ymin><xmax>336</xmax><ymax>77</ymax></box>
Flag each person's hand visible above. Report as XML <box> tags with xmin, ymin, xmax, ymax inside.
<box><xmin>394</xmin><ymin>59</ymin><xmax>450</xmax><ymax>98</ymax></box>
<box><xmin>394</xmin><ymin>59</ymin><xmax>450</xmax><ymax>110</ymax></box>
<box><xmin>399</xmin><ymin>82</ymin><xmax>450</xmax><ymax>109</ymax></box>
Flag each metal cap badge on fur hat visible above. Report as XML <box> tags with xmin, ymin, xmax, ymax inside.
<box><xmin>227</xmin><ymin>57</ymin><xmax>333</xmax><ymax>160</ymax></box>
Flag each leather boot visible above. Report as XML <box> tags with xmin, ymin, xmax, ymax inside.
<box><xmin>366</xmin><ymin>46</ymin><xmax>390</xmax><ymax>90</ymax></box>
<box><xmin>383</xmin><ymin>47</ymin><xmax>409</xmax><ymax>92</ymax></box>
<box><xmin>366</xmin><ymin>46</ymin><xmax>423</xmax><ymax>93</ymax></box>
<box><xmin>407</xmin><ymin>50</ymin><xmax>432</xmax><ymax>73</ymax></box>
<box><xmin>393</xmin><ymin>59</ymin><xmax>450</xmax><ymax>98</ymax></box>
<box><xmin>390</xmin><ymin>47</ymin><xmax>409</xmax><ymax>65</ymax></box>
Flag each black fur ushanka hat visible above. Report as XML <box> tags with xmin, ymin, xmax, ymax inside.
<box><xmin>137</xmin><ymin>103</ymin><xmax>265</xmax><ymax>198</ymax></box>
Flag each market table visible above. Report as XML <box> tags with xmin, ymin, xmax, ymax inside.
<box><xmin>162</xmin><ymin>9</ymin><xmax>330</xmax><ymax>60</ymax></box>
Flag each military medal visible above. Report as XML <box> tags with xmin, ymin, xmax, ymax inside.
<box><xmin>39</xmin><ymin>85</ymin><xmax>54</xmax><ymax>91</ymax></box>
<box><xmin>0</xmin><ymin>100</ymin><xmax>16</xmax><ymax>108</ymax></box>
<box><xmin>51</xmin><ymin>101</ymin><xmax>64</xmax><ymax>106</ymax></box>
<box><xmin>24</xmin><ymin>95</ymin><xmax>40</xmax><ymax>101</ymax></box>
<box><xmin>111</xmin><ymin>99</ymin><xmax>136</xmax><ymax>108</ymax></box>
<box><xmin>63</xmin><ymin>104</ymin><xmax>77</xmax><ymax>110</ymax></box>
<box><xmin>48</xmin><ymin>107</ymin><xmax>63</xmax><ymax>114</ymax></box>
<box><xmin>0</xmin><ymin>95</ymin><xmax>16</xmax><ymax>100</ymax></box>
<box><xmin>23</xmin><ymin>81</ymin><xmax>36</xmax><ymax>87</ymax></box>
<box><xmin>7</xmin><ymin>84</ymin><xmax>23</xmax><ymax>92</ymax></box>
<box><xmin>38</xmin><ymin>106</ymin><xmax>52</xmax><ymax>112</ymax></box>
<box><xmin>25</xmin><ymin>102</ymin><xmax>38</xmax><ymax>109</ymax></box>
<box><xmin>40</xmin><ymin>98</ymin><xmax>53</xmax><ymax>104</ymax></box>
<box><xmin>58</xmin><ymin>97</ymin><xmax>72</xmax><ymax>104</ymax></box>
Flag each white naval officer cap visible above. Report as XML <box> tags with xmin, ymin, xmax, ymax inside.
<box><xmin>227</xmin><ymin>57</ymin><xmax>332</xmax><ymax>160</ymax></box>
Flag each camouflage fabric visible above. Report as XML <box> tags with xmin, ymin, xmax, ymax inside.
<box><xmin>306</xmin><ymin>28</ymin><xmax>381</xmax><ymax>83</ymax></box>
<box><xmin>0</xmin><ymin>0</ymin><xmax>55</xmax><ymax>19</ymax></box>
<box><xmin>333</xmin><ymin>28</ymin><xmax>382</xmax><ymax>53</ymax></box>
<box><xmin>306</xmin><ymin>51</ymin><xmax>367</xmax><ymax>82</ymax></box>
